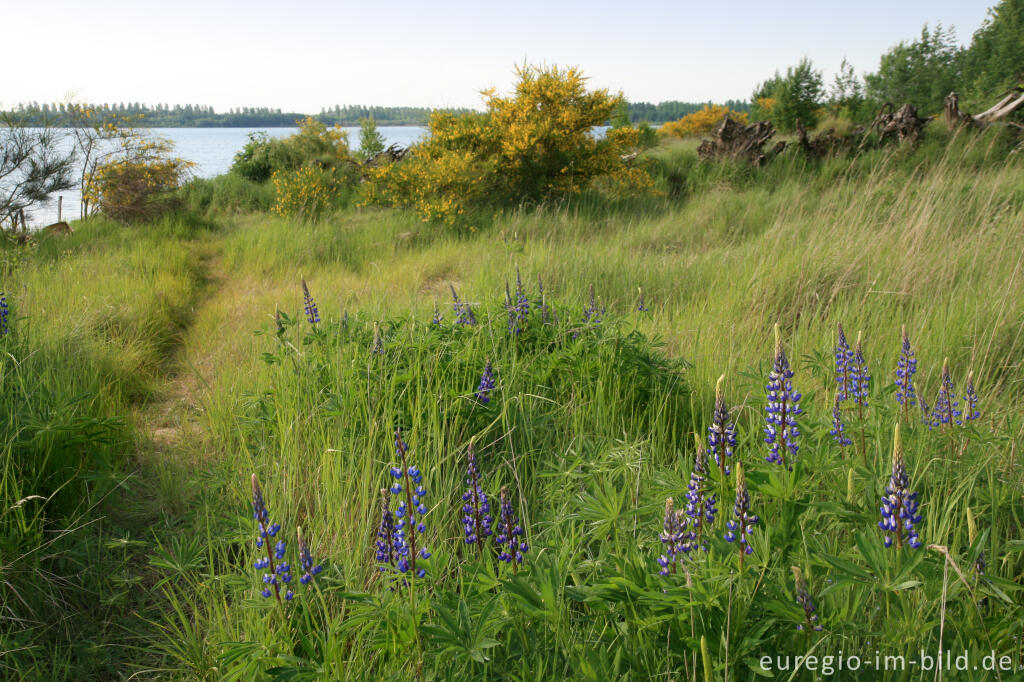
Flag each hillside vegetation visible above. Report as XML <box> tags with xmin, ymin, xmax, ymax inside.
<box><xmin>2</xmin><ymin>122</ymin><xmax>1023</xmax><ymax>679</ymax></box>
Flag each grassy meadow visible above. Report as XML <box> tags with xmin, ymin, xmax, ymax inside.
<box><xmin>2</xmin><ymin>126</ymin><xmax>1024</xmax><ymax>680</ymax></box>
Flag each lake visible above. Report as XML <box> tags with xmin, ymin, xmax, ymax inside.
<box><xmin>28</xmin><ymin>126</ymin><xmax>427</xmax><ymax>227</ymax></box>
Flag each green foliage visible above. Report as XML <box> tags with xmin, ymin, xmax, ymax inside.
<box><xmin>829</xmin><ymin>57</ymin><xmax>868</xmax><ymax>123</ymax></box>
<box><xmin>363</xmin><ymin>64</ymin><xmax>654</xmax><ymax>225</ymax></box>
<box><xmin>752</xmin><ymin>58</ymin><xmax>826</xmax><ymax>132</ymax></box>
<box><xmin>964</xmin><ymin>0</ymin><xmax>1024</xmax><ymax>102</ymax></box>
<box><xmin>865</xmin><ymin>24</ymin><xmax>963</xmax><ymax>114</ymax></box>
<box><xmin>357</xmin><ymin>116</ymin><xmax>386</xmax><ymax>161</ymax></box>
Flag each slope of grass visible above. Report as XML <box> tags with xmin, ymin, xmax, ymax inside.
<box><xmin>3</xmin><ymin>127</ymin><xmax>1023</xmax><ymax>679</ymax></box>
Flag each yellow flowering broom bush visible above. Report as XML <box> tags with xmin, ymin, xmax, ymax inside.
<box><xmin>659</xmin><ymin>104</ymin><xmax>749</xmax><ymax>139</ymax></box>
<box><xmin>86</xmin><ymin>136</ymin><xmax>194</xmax><ymax>222</ymax></box>
<box><xmin>363</xmin><ymin>64</ymin><xmax>654</xmax><ymax>225</ymax></box>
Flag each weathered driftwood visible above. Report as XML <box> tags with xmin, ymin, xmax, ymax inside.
<box><xmin>872</xmin><ymin>103</ymin><xmax>933</xmax><ymax>144</ymax></box>
<box><xmin>363</xmin><ymin>143</ymin><xmax>408</xmax><ymax>168</ymax></box>
<box><xmin>795</xmin><ymin>119</ymin><xmax>866</xmax><ymax>159</ymax></box>
<box><xmin>43</xmin><ymin>221</ymin><xmax>73</xmax><ymax>234</ymax></box>
<box><xmin>697</xmin><ymin>117</ymin><xmax>786</xmax><ymax>166</ymax></box>
<box><xmin>944</xmin><ymin>89</ymin><xmax>1024</xmax><ymax>130</ymax></box>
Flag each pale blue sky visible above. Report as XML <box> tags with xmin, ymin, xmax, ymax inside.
<box><xmin>6</xmin><ymin>0</ymin><xmax>995</xmax><ymax>112</ymax></box>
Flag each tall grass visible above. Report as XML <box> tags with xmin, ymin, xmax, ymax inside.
<box><xmin>3</xmin><ymin>126</ymin><xmax>1023</xmax><ymax>679</ymax></box>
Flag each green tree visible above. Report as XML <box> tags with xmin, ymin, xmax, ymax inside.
<box><xmin>864</xmin><ymin>24</ymin><xmax>963</xmax><ymax>115</ymax></box>
<box><xmin>964</xmin><ymin>0</ymin><xmax>1024</xmax><ymax>102</ymax></box>
<box><xmin>830</xmin><ymin>57</ymin><xmax>867</xmax><ymax>122</ymax></box>
<box><xmin>751</xmin><ymin>58</ymin><xmax>825</xmax><ymax>131</ymax></box>
<box><xmin>357</xmin><ymin>116</ymin><xmax>386</xmax><ymax>161</ymax></box>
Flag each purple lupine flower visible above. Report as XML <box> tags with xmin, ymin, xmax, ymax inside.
<box><xmin>536</xmin><ymin>274</ymin><xmax>551</xmax><ymax>324</ymax></box>
<box><xmin>515</xmin><ymin>267</ymin><xmax>529</xmax><ymax>327</ymax></box>
<box><xmin>930</xmin><ymin>358</ymin><xmax>961</xmax><ymax>429</ymax></box>
<box><xmin>431</xmin><ymin>301</ymin><xmax>443</xmax><ymax>326</ymax></box>
<box><xmin>878</xmin><ymin>424</ymin><xmax>922</xmax><ymax>550</ymax></box>
<box><xmin>835</xmin><ymin>323</ymin><xmax>854</xmax><ymax>402</ymax></box>
<box><xmin>301</xmin><ymin>278</ymin><xmax>320</xmax><ymax>324</ymax></box>
<box><xmin>461</xmin><ymin>444</ymin><xmax>492</xmax><ymax>555</ymax></box>
<box><xmin>496</xmin><ymin>486</ymin><xmax>528</xmax><ymax>570</ymax></box>
<box><xmin>764</xmin><ymin>325</ymin><xmax>803</xmax><ymax>469</ymax></box>
<box><xmin>296</xmin><ymin>526</ymin><xmax>323</xmax><ymax>585</ymax></box>
<box><xmin>894</xmin><ymin>325</ymin><xmax>918</xmax><ymax>419</ymax></box>
<box><xmin>375</xmin><ymin>488</ymin><xmax>398</xmax><ymax>571</ymax></box>
<box><xmin>708</xmin><ymin>374</ymin><xmax>737</xmax><ymax>477</ymax></box>
<box><xmin>724</xmin><ymin>462</ymin><xmax>758</xmax><ymax>569</ymax></box>
<box><xmin>963</xmin><ymin>371</ymin><xmax>980</xmax><ymax>422</ymax></box>
<box><xmin>974</xmin><ymin>551</ymin><xmax>986</xmax><ymax>576</ymax></box>
<box><xmin>657</xmin><ymin>497</ymin><xmax>688</xmax><ymax>576</ymax></box>
<box><xmin>792</xmin><ymin>566</ymin><xmax>824</xmax><ymax>632</ymax></box>
<box><xmin>581</xmin><ymin>283</ymin><xmax>604</xmax><ymax>325</ymax></box>
<box><xmin>251</xmin><ymin>474</ymin><xmax>284</xmax><ymax>601</ymax></box>
<box><xmin>682</xmin><ymin>442</ymin><xmax>717</xmax><ymax>555</ymax></box>
<box><xmin>450</xmin><ymin>284</ymin><xmax>477</xmax><ymax>326</ymax></box>
<box><xmin>851</xmin><ymin>333</ymin><xmax>870</xmax><ymax>410</ymax></box>
<box><xmin>0</xmin><ymin>293</ymin><xmax>9</xmax><ymax>336</ymax></box>
<box><xmin>637</xmin><ymin>287</ymin><xmax>648</xmax><ymax>313</ymax></box>
<box><xmin>830</xmin><ymin>393</ymin><xmax>852</xmax><ymax>453</ymax></box>
<box><xmin>504</xmin><ymin>280</ymin><xmax>522</xmax><ymax>335</ymax></box>
<box><xmin>475</xmin><ymin>360</ymin><xmax>495</xmax><ymax>404</ymax></box>
<box><xmin>391</xmin><ymin>430</ymin><xmax>430</xmax><ymax>578</ymax></box>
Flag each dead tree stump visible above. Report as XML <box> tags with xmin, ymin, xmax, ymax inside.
<box><xmin>872</xmin><ymin>103</ymin><xmax>932</xmax><ymax>144</ymax></box>
<box><xmin>697</xmin><ymin>117</ymin><xmax>785</xmax><ymax>166</ymax></box>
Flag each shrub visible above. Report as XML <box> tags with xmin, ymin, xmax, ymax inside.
<box><xmin>85</xmin><ymin>137</ymin><xmax>194</xmax><ymax>222</ymax></box>
<box><xmin>362</xmin><ymin>64</ymin><xmax>653</xmax><ymax>225</ymax></box>
<box><xmin>659</xmin><ymin>104</ymin><xmax>750</xmax><ymax>139</ymax></box>
<box><xmin>272</xmin><ymin>165</ymin><xmax>350</xmax><ymax>219</ymax></box>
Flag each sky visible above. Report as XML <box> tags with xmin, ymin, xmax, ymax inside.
<box><xmin>4</xmin><ymin>0</ymin><xmax>996</xmax><ymax>113</ymax></box>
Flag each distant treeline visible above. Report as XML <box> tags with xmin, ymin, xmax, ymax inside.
<box><xmin>3</xmin><ymin>100</ymin><xmax>750</xmax><ymax>128</ymax></box>
<box><xmin>627</xmin><ymin>100</ymin><xmax>750</xmax><ymax>123</ymax></box>
<box><xmin>2</xmin><ymin>102</ymin><xmax>476</xmax><ymax>128</ymax></box>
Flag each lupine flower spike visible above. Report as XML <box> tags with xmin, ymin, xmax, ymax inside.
<box><xmin>0</xmin><ymin>290</ymin><xmax>9</xmax><ymax>335</ymax></box>
<box><xmin>250</xmin><ymin>474</ymin><xmax>290</xmax><ymax>601</ymax></box>
<box><xmin>504</xmin><ymin>280</ymin><xmax>523</xmax><ymax>335</ymax></box>
<box><xmin>683</xmin><ymin>437</ymin><xmax>717</xmax><ymax>555</ymax></box>
<box><xmin>878</xmin><ymin>424</ymin><xmax>922</xmax><ymax>550</ymax></box>
<box><xmin>514</xmin><ymin>267</ymin><xmax>529</xmax><ymax>328</ymax></box>
<box><xmin>930</xmin><ymin>358</ymin><xmax>961</xmax><ymax>430</ymax></box>
<box><xmin>764</xmin><ymin>324</ymin><xmax>803</xmax><ymax>470</ymax></box>
<box><xmin>657</xmin><ymin>497</ymin><xmax>688</xmax><ymax>576</ymax></box>
<box><xmin>637</xmin><ymin>287</ymin><xmax>648</xmax><ymax>312</ymax></box>
<box><xmin>431</xmin><ymin>300</ymin><xmax>443</xmax><ymax>326</ymax></box>
<box><xmin>835</xmin><ymin>323</ymin><xmax>854</xmax><ymax>402</ymax></box>
<box><xmin>475</xmin><ymin>360</ymin><xmax>495</xmax><ymax>404</ymax></box>
<box><xmin>963</xmin><ymin>371</ymin><xmax>980</xmax><ymax>422</ymax></box>
<box><xmin>708</xmin><ymin>374</ymin><xmax>737</xmax><ymax>478</ymax></box>
<box><xmin>536</xmin><ymin>274</ymin><xmax>551</xmax><ymax>323</ymax></box>
<box><xmin>461</xmin><ymin>444</ymin><xmax>492</xmax><ymax>557</ymax></box>
<box><xmin>391</xmin><ymin>429</ymin><xmax>430</xmax><ymax>578</ymax></box>
<box><xmin>301</xmin><ymin>278</ymin><xmax>320</xmax><ymax>324</ymax></box>
<box><xmin>371</xmin><ymin>321</ymin><xmax>383</xmax><ymax>354</ymax></box>
<box><xmin>581</xmin><ymin>283</ymin><xmax>604</xmax><ymax>325</ymax></box>
<box><xmin>375</xmin><ymin>488</ymin><xmax>398</xmax><ymax>572</ymax></box>
<box><xmin>894</xmin><ymin>325</ymin><xmax>918</xmax><ymax>424</ymax></box>
<box><xmin>830</xmin><ymin>392</ymin><xmax>852</xmax><ymax>456</ymax></box>
<box><xmin>496</xmin><ymin>486</ymin><xmax>529</xmax><ymax>572</ymax></box>
<box><xmin>296</xmin><ymin>526</ymin><xmax>323</xmax><ymax>586</ymax></box>
<box><xmin>0</xmin><ymin>293</ymin><xmax>9</xmax><ymax>336</ymax></box>
<box><xmin>724</xmin><ymin>462</ymin><xmax>758</xmax><ymax>570</ymax></box>
<box><xmin>450</xmin><ymin>284</ymin><xmax>477</xmax><ymax>326</ymax></box>
<box><xmin>852</xmin><ymin>332</ymin><xmax>870</xmax><ymax>462</ymax></box>
<box><xmin>791</xmin><ymin>566</ymin><xmax>823</xmax><ymax>632</ymax></box>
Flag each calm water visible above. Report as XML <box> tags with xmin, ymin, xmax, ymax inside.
<box><xmin>30</xmin><ymin>126</ymin><xmax>427</xmax><ymax>226</ymax></box>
